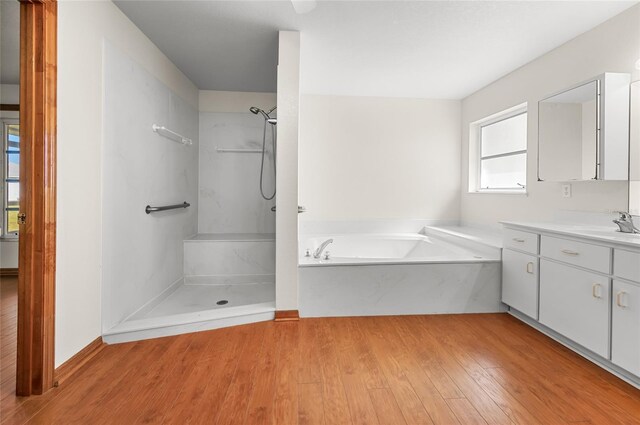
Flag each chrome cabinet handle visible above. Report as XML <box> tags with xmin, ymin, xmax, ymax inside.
<box><xmin>592</xmin><ymin>283</ymin><xmax>603</xmax><ymax>299</ymax></box>
<box><xmin>561</xmin><ymin>249</ymin><xmax>580</xmax><ymax>256</ymax></box>
<box><xmin>616</xmin><ymin>291</ymin><xmax>628</xmax><ymax>308</ymax></box>
<box><xmin>512</xmin><ymin>238</ymin><xmax>525</xmax><ymax>243</ymax></box>
<box><xmin>526</xmin><ymin>262</ymin><xmax>534</xmax><ymax>274</ymax></box>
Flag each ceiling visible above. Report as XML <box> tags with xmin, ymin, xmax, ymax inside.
<box><xmin>1</xmin><ymin>1</ymin><xmax>637</xmax><ymax>98</ymax></box>
<box><xmin>1</xmin><ymin>0</ymin><xmax>20</xmax><ymax>85</ymax></box>
<box><xmin>114</xmin><ymin>0</ymin><xmax>637</xmax><ymax>99</ymax></box>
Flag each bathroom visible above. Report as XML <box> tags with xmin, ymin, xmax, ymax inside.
<box><xmin>86</xmin><ymin>1</ymin><xmax>639</xmax><ymax>382</ymax></box>
<box><xmin>2</xmin><ymin>0</ymin><xmax>640</xmax><ymax>417</ymax></box>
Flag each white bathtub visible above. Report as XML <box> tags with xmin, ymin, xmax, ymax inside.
<box><xmin>298</xmin><ymin>231</ymin><xmax>503</xmax><ymax>318</ymax></box>
<box><xmin>299</xmin><ymin>233</ymin><xmax>498</xmax><ymax>266</ymax></box>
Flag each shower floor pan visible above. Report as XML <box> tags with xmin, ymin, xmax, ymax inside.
<box><xmin>103</xmin><ymin>275</ymin><xmax>275</xmax><ymax>344</ymax></box>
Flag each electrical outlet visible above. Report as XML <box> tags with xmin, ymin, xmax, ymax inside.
<box><xmin>562</xmin><ymin>184</ymin><xmax>572</xmax><ymax>198</ymax></box>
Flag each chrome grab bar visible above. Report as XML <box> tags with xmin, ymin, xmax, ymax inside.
<box><xmin>269</xmin><ymin>205</ymin><xmax>306</xmax><ymax>213</ymax></box>
<box><xmin>145</xmin><ymin>202</ymin><xmax>190</xmax><ymax>214</ymax></box>
<box><xmin>216</xmin><ymin>147</ymin><xmax>263</xmax><ymax>153</ymax></box>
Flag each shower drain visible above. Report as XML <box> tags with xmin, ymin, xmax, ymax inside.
<box><xmin>216</xmin><ymin>299</ymin><xmax>229</xmax><ymax>306</ymax></box>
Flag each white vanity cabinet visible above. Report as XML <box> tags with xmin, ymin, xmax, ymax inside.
<box><xmin>539</xmin><ymin>259</ymin><xmax>610</xmax><ymax>358</ymax></box>
<box><xmin>501</xmin><ymin>222</ymin><xmax>640</xmax><ymax>388</ymax></box>
<box><xmin>612</xmin><ymin>280</ymin><xmax>640</xmax><ymax>376</ymax></box>
<box><xmin>612</xmin><ymin>249</ymin><xmax>640</xmax><ymax>377</ymax></box>
<box><xmin>502</xmin><ymin>241</ymin><xmax>539</xmax><ymax>320</ymax></box>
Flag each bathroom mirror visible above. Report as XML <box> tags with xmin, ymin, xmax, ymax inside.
<box><xmin>629</xmin><ymin>81</ymin><xmax>640</xmax><ymax>216</ymax></box>
<box><xmin>538</xmin><ymin>73</ymin><xmax>630</xmax><ymax>182</ymax></box>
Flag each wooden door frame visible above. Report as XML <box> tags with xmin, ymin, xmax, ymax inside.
<box><xmin>16</xmin><ymin>0</ymin><xmax>57</xmax><ymax>396</ymax></box>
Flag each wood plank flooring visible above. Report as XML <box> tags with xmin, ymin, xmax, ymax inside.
<box><xmin>1</xmin><ymin>275</ymin><xmax>640</xmax><ymax>424</ymax></box>
<box><xmin>1</xmin><ymin>277</ymin><xmax>18</xmax><ymax>419</ymax></box>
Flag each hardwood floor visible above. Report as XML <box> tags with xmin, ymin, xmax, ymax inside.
<box><xmin>1</xmin><ymin>277</ymin><xmax>18</xmax><ymax>419</ymax></box>
<box><xmin>1</xmin><ymin>285</ymin><xmax>639</xmax><ymax>424</ymax></box>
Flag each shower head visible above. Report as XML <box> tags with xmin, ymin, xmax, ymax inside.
<box><xmin>249</xmin><ymin>106</ymin><xmax>277</xmax><ymax>123</ymax></box>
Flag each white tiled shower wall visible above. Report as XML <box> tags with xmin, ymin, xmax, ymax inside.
<box><xmin>198</xmin><ymin>112</ymin><xmax>276</xmax><ymax>234</ymax></box>
<box><xmin>102</xmin><ymin>42</ymin><xmax>199</xmax><ymax>332</ymax></box>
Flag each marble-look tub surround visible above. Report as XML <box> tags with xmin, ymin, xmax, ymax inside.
<box><xmin>299</xmin><ymin>262</ymin><xmax>502</xmax><ymax>317</ymax></box>
<box><xmin>297</xmin><ymin>220</ymin><xmax>503</xmax><ymax>317</ymax></box>
<box><xmin>102</xmin><ymin>43</ymin><xmax>199</xmax><ymax>332</ymax></box>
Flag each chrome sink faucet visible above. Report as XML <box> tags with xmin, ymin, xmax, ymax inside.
<box><xmin>613</xmin><ymin>211</ymin><xmax>640</xmax><ymax>234</ymax></box>
<box><xmin>313</xmin><ymin>238</ymin><xmax>334</xmax><ymax>259</ymax></box>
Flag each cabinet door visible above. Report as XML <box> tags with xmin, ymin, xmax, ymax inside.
<box><xmin>612</xmin><ymin>280</ymin><xmax>640</xmax><ymax>376</ymax></box>
<box><xmin>502</xmin><ymin>249</ymin><xmax>538</xmax><ymax>319</ymax></box>
<box><xmin>540</xmin><ymin>259</ymin><xmax>610</xmax><ymax>358</ymax></box>
<box><xmin>614</xmin><ymin>250</ymin><xmax>640</xmax><ymax>283</ymax></box>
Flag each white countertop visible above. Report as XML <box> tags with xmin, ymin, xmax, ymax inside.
<box><xmin>501</xmin><ymin>221</ymin><xmax>640</xmax><ymax>249</ymax></box>
<box><xmin>424</xmin><ymin>225</ymin><xmax>503</xmax><ymax>249</ymax></box>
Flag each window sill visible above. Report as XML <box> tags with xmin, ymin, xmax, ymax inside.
<box><xmin>467</xmin><ymin>190</ymin><xmax>528</xmax><ymax>196</ymax></box>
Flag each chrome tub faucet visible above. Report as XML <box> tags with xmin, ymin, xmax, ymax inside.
<box><xmin>313</xmin><ymin>238</ymin><xmax>334</xmax><ymax>259</ymax></box>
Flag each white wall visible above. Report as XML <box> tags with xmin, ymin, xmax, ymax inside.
<box><xmin>275</xmin><ymin>31</ymin><xmax>300</xmax><ymax>311</ymax></box>
<box><xmin>460</xmin><ymin>5</ymin><xmax>640</xmax><ymax>227</ymax></box>
<box><xmin>102</xmin><ymin>42</ymin><xmax>198</xmax><ymax>331</ymax></box>
<box><xmin>57</xmin><ymin>0</ymin><xmax>198</xmax><ymax>366</ymax></box>
<box><xmin>0</xmin><ymin>84</ymin><xmax>18</xmax><ymax>104</ymax></box>
<box><xmin>198</xmin><ymin>91</ymin><xmax>277</xmax><ymax>234</ymax></box>
<box><xmin>199</xmin><ymin>90</ymin><xmax>277</xmax><ymax>114</ymax></box>
<box><xmin>299</xmin><ymin>95</ymin><xmax>461</xmax><ymax>222</ymax></box>
<box><xmin>0</xmin><ymin>84</ymin><xmax>19</xmax><ymax>269</ymax></box>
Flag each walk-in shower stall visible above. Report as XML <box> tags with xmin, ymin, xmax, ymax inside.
<box><xmin>101</xmin><ymin>43</ymin><xmax>277</xmax><ymax>342</ymax></box>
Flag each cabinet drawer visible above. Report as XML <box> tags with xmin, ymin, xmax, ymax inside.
<box><xmin>614</xmin><ymin>249</ymin><xmax>640</xmax><ymax>283</ymax></box>
<box><xmin>612</xmin><ymin>280</ymin><xmax>640</xmax><ymax>376</ymax></box>
<box><xmin>503</xmin><ymin>228</ymin><xmax>539</xmax><ymax>254</ymax></box>
<box><xmin>541</xmin><ymin>235</ymin><xmax>611</xmax><ymax>274</ymax></box>
<box><xmin>540</xmin><ymin>259</ymin><xmax>610</xmax><ymax>358</ymax></box>
<box><xmin>502</xmin><ymin>249</ymin><xmax>538</xmax><ymax>319</ymax></box>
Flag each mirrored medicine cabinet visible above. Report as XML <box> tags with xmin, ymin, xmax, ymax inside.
<box><xmin>538</xmin><ymin>73</ymin><xmax>631</xmax><ymax>182</ymax></box>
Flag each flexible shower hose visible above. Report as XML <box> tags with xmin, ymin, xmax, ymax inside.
<box><xmin>259</xmin><ymin>121</ymin><xmax>277</xmax><ymax>200</ymax></box>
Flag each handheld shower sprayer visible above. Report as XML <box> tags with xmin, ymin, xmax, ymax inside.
<box><xmin>250</xmin><ymin>105</ymin><xmax>278</xmax><ymax>200</ymax></box>
<box><xmin>250</xmin><ymin>106</ymin><xmax>277</xmax><ymax>125</ymax></box>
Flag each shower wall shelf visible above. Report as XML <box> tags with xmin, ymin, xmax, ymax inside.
<box><xmin>216</xmin><ymin>147</ymin><xmax>263</xmax><ymax>153</ymax></box>
<box><xmin>152</xmin><ymin>124</ymin><xmax>193</xmax><ymax>146</ymax></box>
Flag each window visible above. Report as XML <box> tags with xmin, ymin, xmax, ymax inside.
<box><xmin>2</xmin><ymin>120</ymin><xmax>19</xmax><ymax>237</ymax></box>
<box><xmin>470</xmin><ymin>105</ymin><xmax>527</xmax><ymax>193</ymax></box>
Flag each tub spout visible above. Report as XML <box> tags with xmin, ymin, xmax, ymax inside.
<box><xmin>314</xmin><ymin>238</ymin><xmax>334</xmax><ymax>259</ymax></box>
